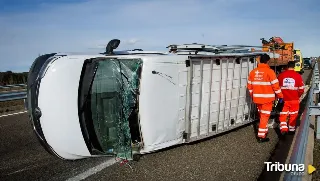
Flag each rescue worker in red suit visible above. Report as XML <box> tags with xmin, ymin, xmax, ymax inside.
<box><xmin>277</xmin><ymin>61</ymin><xmax>304</xmax><ymax>135</ymax></box>
<box><xmin>247</xmin><ymin>54</ymin><xmax>284</xmax><ymax>143</ymax></box>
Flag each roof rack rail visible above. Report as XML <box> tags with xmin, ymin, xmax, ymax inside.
<box><xmin>166</xmin><ymin>43</ymin><xmax>265</xmax><ymax>54</ymax></box>
<box><xmin>165</xmin><ymin>43</ymin><xmax>281</xmax><ymax>58</ymax></box>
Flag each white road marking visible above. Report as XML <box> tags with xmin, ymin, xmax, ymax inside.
<box><xmin>0</xmin><ymin>111</ymin><xmax>27</xmax><ymax>118</ymax></box>
<box><xmin>6</xmin><ymin>164</ymin><xmax>40</xmax><ymax>175</ymax></box>
<box><xmin>66</xmin><ymin>158</ymin><xmax>118</xmax><ymax>181</ymax></box>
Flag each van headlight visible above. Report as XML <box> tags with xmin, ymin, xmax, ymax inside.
<box><xmin>296</xmin><ymin>63</ymin><xmax>300</xmax><ymax>66</ymax></box>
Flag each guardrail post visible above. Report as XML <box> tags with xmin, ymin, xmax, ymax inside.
<box><xmin>23</xmin><ymin>98</ymin><xmax>28</xmax><ymax>110</ymax></box>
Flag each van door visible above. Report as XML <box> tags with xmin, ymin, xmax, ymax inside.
<box><xmin>184</xmin><ymin>55</ymin><xmax>257</xmax><ymax>142</ymax></box>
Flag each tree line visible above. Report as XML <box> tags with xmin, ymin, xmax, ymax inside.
<box><xmin>0</xmin><ymin>71</ymin><xmax>28</xmax><ymax>86</ymax></box>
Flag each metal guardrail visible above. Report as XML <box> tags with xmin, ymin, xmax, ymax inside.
<box><xmin>0</xmin><ymin>91</ymin><xmax>27</xmax><ymax>102</ymax></box>
<box><xmin>284</xmin><ymin>62</ymin><xmax>319</xmax><ymax>181</ymax></box>
<box><xmin>0</xmin><ymin>84</ymin><xmax>27</xmax><ymax>89</ymax></box>
<box><xmin>0</xmin><ymin>84</ymin><xmax>27</xmax><ymax>102</ymax></box>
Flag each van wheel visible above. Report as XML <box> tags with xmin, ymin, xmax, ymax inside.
<box><xmin>133</xmin><ymin>154</ymin><xmax>141</xmax><ymax>161</ymax></box>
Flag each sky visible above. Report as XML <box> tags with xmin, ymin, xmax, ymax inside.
<box><xmin>0</xmin><ymin>0</ymin><xmax>319</xmax><ymax>72</ymax></box>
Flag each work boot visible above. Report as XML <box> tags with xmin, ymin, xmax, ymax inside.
<box><xmin>281</xmin><ymin>131</ymin><xmax>287</xmax><ymax>135</ymax></box>
<box><xmin>280</xmin><ymin>131</ymin><xmax>287</xmax><ymax>139</ymax></box>
<box><xmin>288</xmin><ymin>131</ymin><xmax>296</xmax><ymax>135</ymax></box>
<box><xmin>257</xmin><ymin>137</ymin><xmax>270</xmax><ymax>143</ymax></box>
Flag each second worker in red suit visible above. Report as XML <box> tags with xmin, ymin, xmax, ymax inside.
<box><xmin>277</xmin><ymin>61</ymin><xmax>305</xmax><ymax>135</ymax></box>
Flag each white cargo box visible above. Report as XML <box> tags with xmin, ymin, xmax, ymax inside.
<box><xmin>183</xmin><ymin>55</ymin><xmax>258</xmax><ymax>142</ymax></box>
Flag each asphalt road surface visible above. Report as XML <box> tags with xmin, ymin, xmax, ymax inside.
<box><xmin>0</xmin><ymin>69</ymin><xmax>312</xmax><ymax>181</ymax></box>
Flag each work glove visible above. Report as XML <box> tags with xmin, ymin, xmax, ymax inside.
<box><xmin>278</xmin><ymin>98</ymin><xmax>284</xmax><ymax>104</ymax></box>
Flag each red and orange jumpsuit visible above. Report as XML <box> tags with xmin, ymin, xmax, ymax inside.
<box><xmin>277</xmin><ymin>70</ymin><xmax>304</xmax><ymax>132</ymax></box>
<box><xmin>247</xmin><ymin>63</ymin><xmax>283</xmax><ymax>138</ymax></box>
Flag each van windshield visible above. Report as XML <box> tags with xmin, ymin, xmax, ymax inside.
<box><xmin>79</xmin><ymin>58</ymin><xmax>142</xmax><ymax>160</ymax></box>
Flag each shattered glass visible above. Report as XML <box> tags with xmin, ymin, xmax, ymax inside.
<box><xmin>90</xmin><ymin>58</ymin><xmax>142</xmax><ymax>160</ymax></box>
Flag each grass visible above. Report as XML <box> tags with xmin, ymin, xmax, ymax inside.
<box><xmin>0</xmin><ymin>87</ymin><xmax>26</xmax><ymax>93</ymax></box>
<box><xmin>0</xmin><ymin>100</ymin><xmax>26</xmax><ymax>116</ymax></box>
<box><xmin>313</xmin><ymin>138</ymin><xmax>320</xmax><ymax>180</ymax></box>
<box><xmin>0</xmin><ymin>86</ymin><xmax>27</xmax><ymax>115</ymax></box>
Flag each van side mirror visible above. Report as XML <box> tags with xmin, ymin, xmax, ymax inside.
<box><xmin>105</xmin><ymin>39</ymin><xmax>121</xmax><ymax>55</ymax></box>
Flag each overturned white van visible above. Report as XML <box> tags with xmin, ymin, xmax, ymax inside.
<box><xmin>27</xmin><ymin>39</ymin><xmax>271</xmax><ymax>161</ymax></box>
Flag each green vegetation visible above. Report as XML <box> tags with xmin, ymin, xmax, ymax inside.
<box><xmin>0</xmin><ymin>71</ymin><xmax>28</xmax><ymax>85</ymax></box>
